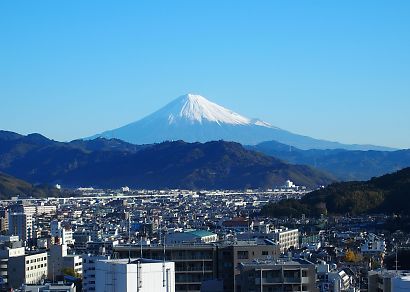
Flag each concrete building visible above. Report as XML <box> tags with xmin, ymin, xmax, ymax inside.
<box><xmin>35</xmin><ymin>204</ymin><xmax>57</xmax><ymax>215</ymax></box>
<box><xmin>83</xmin><ymin>254</ymin><xmax>110</xmax><ymax>292</ymax></box>
<box><xmin>8</xmin><ymin>251</ymin><xmax>48</xmax><ymax>289</ymax></box>
<box><xmin>166</xmin><ymin>230</ymin><xmax>218</xmax><ymax>245</ymax></box>
<box><xmin>8</xmin><ymin>204</ymin><xmax>36</xmax><ymax>217</ymax></box>
<box><xmin>237</xmin><ymin>258</ymin><xmax>318</xmax><ymax>292</ymax></box>
<box><xmin>0</xmin><ymin>240</ymin><xmax>25</xmax><ymax>288</ymax></box>
<box><xmin>8</xmin><ymin>213</ymin><xmax>33</xmax><ymax>242</ymax></box>
<box><xmin>95</xmin><ymin>258</ymin><xmax>175</xmax><ymax>292</ymax></box>
<box><xmin>368</xmin><ymin>270</ymin><xmax>410</xmax><ymax>292</ymax></box>
<box><xmin>272</xmin><ymin>228</ymin><xmax>299</xmax><ymax>252</ymax></box>
<box><xmin>114</xmin><ymin>240</ymin><xmax>280</xmax><ymax>292</ymax></box>
<box><xmin>51</xmin><ymin>220</ymin><xmax>75</xmax><ymax>245</ymax></box>
<box><xmin>0</xmin><ymin>208</ymin><xmax>8</xmax><ymax>232</ymax></box>
<box><xmin>361</xmin><ymin>233</ymin><xmax>386</xmax><ymax>256</ymax></box>
<box><xmin>48</xmin><ymin>244</ymin><xmax>82</xmax><ymax>280</ymax></box>
<box><xmin>22</xmin><ymin>283</ymin><xmax>76</xmax><ymax>292</ymax></box>
<box><xmin>316</xmin><ymin>261</ymin><xmax>354</xmax><ymax>292</ymax></box>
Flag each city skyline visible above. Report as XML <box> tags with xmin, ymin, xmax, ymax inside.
<box><xmin>1</xmin><ymin>1</ymin><xmax>409</xmax><ymax>148</ymax></box>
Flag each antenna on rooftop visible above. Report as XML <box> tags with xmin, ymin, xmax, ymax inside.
<box><xmin>395</xmin><ymin>244</ymin><xmax>399</xmax><ymax>274</ymax></box>
<box><xmin>140</xmin><ymin>232</ymin><xmax>143</xmax><ymax>259</ymax></box>
<box><xmin>162</xmin><ymin>229</ymin><xmax>166</xmax><ymax>288</ymax></box>
<box><xmin>128</xmin><ymin>211</ymin><xmax>131</xmax><ymax>264</ymax></box>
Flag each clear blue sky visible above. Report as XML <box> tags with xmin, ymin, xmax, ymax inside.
<box><xmin>0</xmin><ymin>1</ymin><xmax>409</xmax><ymax>148</ymax></box>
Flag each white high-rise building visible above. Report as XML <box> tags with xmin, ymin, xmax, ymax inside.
<box><xmin>96</xmin><ymin>258</ymin><xmax>175</xmax><ymax>292</ymax></box>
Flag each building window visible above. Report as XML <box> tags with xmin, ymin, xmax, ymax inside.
<box><xmin>237</xmin><ymin>251</ymin><xmax>249</xmax><ymax>259</ymax></box>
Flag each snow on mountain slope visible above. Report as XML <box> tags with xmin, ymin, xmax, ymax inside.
<box><xmin>88</xmin><ymin>94</ymin><xmax>395</xmax><ymax>151</ymax></box>
<box><xmin>148</xmin><ymin>93</ymin><xmax>272</xmax><ymax>127</ymax></box>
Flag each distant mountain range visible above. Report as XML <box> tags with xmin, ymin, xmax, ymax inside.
<box><xmin>248</xmin><ymin>140</ymin><xmax>410</xmax><ymax>181</ymax></box>
<box><xmin>89</xmin><ymin>93</ymin><xmax>394</xmax><ymax>151</ymax></box>
<box><xmin>0</xmin><ymin>131</ymin><xmax>333</xmax><ymax>190</ymax></box>
<box><xmin>261</xmin><ymin>167</ymin><xmax>410</xmax><ymax>216</ymax></box>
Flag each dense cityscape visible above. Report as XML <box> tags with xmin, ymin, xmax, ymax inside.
<box><xmin>0</xmin><ymin>181</ymin><xmax>409</xmax><ymax>291</ymax></box>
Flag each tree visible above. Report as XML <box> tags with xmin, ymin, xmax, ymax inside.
<box><xmin>344</xmin><ymin>249</ymin><xmax>362</xmax><ymax>263</ymax></box>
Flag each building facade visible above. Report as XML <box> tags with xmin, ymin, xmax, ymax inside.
<box><xmin>95</xmin><ymin>258</ymin><xmax>175</xmax><ymax>292</ymax></box>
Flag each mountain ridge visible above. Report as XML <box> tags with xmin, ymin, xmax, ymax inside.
<box><xmin>0</xmin><ymin>130</ymin><xmax>334</xmax><ymax>190</ymax></box>
<box><xmin>248</xmin><ymin>140</ymin><xmax>410</xmax><ymax>181</ymax></box>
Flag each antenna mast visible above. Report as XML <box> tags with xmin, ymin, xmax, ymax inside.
<box><xmin>128</xmin><ymin>212</ymin><xmax>131</xmax><ymax>264</ymax></box>
<box><xmin>163</xmin><ymin>230</ymin><xmax>166</xmax><ymax>288</ymax></box>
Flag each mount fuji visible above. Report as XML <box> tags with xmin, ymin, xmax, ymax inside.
<box><xmin>89</xmin><ymin>94</ymin><xmax>393</xmax><ymax>151</ymax></box>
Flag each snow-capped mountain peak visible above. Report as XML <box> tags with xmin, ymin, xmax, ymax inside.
<box><xmin>164</xmin><ymin>93</ymin><xmax>270</xmax><ymax>127</ymax></box>
<box><xmin>88</xmin><ymin>93</ymin><xmax>393</xmax><ymax>150</ymax></box>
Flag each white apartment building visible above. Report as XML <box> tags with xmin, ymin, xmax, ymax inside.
<box><xmin>8</xmin><ymin>251</ymin><xmax>48</xmax><ymax>289</ymax></box>
<box><xmin>96</xmin><ymin>258</ymin><xmax>175</xmax><ymax>292</ymax></box>
<box><xmin>272</xmin><ymin>228</ymin><xmax>299</xmax><ymax>252</ymax></box>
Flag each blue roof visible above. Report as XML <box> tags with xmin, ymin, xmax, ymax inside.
<box><xmin>186</xmin><ymin>230</ymin><xmax>215</xmax><ymax>237</ymax></box>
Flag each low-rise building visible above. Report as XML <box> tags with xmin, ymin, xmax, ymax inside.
<box><xmin>368</xmin><ymin>270</ymin><xmax>410</xmax><ymax>292</ymax></box>
<box><xmin>96</xmin><ymin>258</ymin><xmax>175</xmax><ymax>292</ymax></box>
<box><xmin>237</xmin><ymin>258</ymin><xmax>318</xmax><ymax>292</ymax></box>
<box><xmin>166</xmin><ymin>230</ymin><xmax>218</xmax><ymax>244</ymax></box>
<box><xmin>272</xmin><ymin>228</ymin><xmax>299</xmax><ymax>252</ymax></box>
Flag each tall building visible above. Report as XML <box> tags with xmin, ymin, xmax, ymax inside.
<box><xmin>95</xmin><ymin>258</ymin><xmax>175</xmax><ymax>292</ymax></box>
<box><xmin>8</xmin><ymin>213</ymin><xmax>33</xmax><ymax>241</ymax></box>
<box><xmin>8</xmin><ymin>203</ymin><xmax>36</xmax><ymax>217</ymax></box>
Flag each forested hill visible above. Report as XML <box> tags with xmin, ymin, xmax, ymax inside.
<box><xmin>261</xmin><ymin>167</ymin><xmax>410</xmax><ymax>217</ymax></box>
